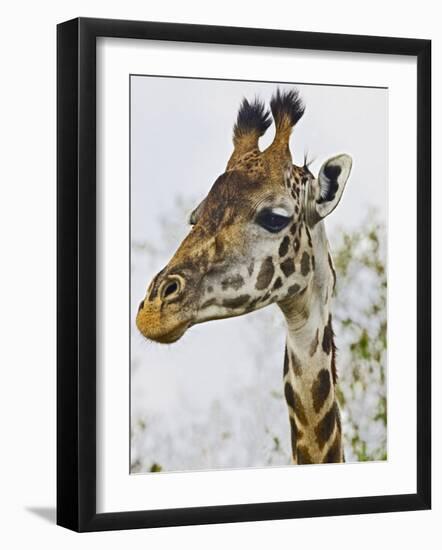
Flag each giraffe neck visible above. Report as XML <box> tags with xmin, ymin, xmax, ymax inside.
<box><xmin>278</xmin><ymin>221</ymin><xmax>343</xmax><ymax>464</ymax></box>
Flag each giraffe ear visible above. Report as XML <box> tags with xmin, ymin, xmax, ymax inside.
<box><xmin>315</xmin><ymin>154</ymin><xmax>352</xmax><ymax>220</ymax></box>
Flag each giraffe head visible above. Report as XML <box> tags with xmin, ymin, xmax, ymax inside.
<box><xmin>136</xmin><ymin>89</ymin><xmax>352</xmax><ymax>343</ymax></box>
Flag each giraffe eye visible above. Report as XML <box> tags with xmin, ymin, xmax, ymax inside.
<box><xmin>256</xmin><ymin>209</ymin><xmax>291</xmax><ymax>233</ymax></box>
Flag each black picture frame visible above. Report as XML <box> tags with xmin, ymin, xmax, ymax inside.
<box><xmin>57</xmin><ymin>17</ymin><xmax>431</xmax><ymax>532</ymax></box>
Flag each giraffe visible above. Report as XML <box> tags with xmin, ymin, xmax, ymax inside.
<box><xmin>136</xmin><ymin>89</ymin><xmax>352</xmax><ymax>464</ymax></box>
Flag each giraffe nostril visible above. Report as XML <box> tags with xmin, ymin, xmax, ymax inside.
<box><xmin>163</xmin><ymin>281</ymin><xmax>178</xmax><ymax>297</ymax></box>
<box><xmin>160</xmin><ymin>276</ymin><xmax>183</xmax><ymax>301</ymax></box>
<box><xmin>138</xmin><ymin>299</ymin><xmax>144</xmax><ymax>312</ymax></box>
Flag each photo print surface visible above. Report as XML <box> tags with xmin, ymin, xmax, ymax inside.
<box><xmin>131</xmin><ymin>76</ymin><xmax>388</xmax><ymax>473</ymax></box>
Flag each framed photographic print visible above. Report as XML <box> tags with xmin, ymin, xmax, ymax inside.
<box><xmin>57</xmin><ymin>17</ymin><xmax>431</xmax><ymax>532</ymax></box>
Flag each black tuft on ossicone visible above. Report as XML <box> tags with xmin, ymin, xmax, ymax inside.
<box><xmin>233</xmin><ymin>97</ymin><xmax>272</xmax><ymax>140</ymax></box>
<box><xmin>270</xmin><ymin>88</ymin><xmax>305</xmax><ymax>129</ymax></box>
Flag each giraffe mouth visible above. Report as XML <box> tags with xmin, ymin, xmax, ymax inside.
<box><xmin>151</xmin><ymin>321</ymin><xmax>191</xmax><ymax>344</ymax></box>
<box><xmin>136</xmin><ymin>308</ymin><xmax>192</xmax><ymax>344</ymax></box>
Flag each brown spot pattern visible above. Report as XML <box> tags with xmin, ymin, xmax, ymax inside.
<box><xmin>279</xmin><ymin>236</ymin><xmax>290</xmax><ymax>257</ymax></box>
<box><xmin>324</xmin><ymin>433</ymin><xmax>342</xmax><ymax>463</ymax></box>
<box><xmin>284</xmin><ymin>382</ymin><xmax>295</xmax><ymax>409</ymax></box>
<box><xmin>273</xmin><ymin>277</ymin><xmax>283</xmax><ymax>290</ymax></box>
<box><xmin>221</xmin><ymin>274</ymin><xmax>244</xmax><ymax>291</ymax></box>
<box><xmin>281</xmin><ymin>258</ymin><xmax>295</xmax><ymax>277</ymax></box>
<box><xmin>290</xmin><ymin>351</ymin><xmax>302</xmax><ymax>376</ymax></box>
<box><xmin>289</xmin><ymin>416</ymin><xmax>297</xmax><ymax>454</ymax></box>
<box><xmin>283</xmin><ymin>347</ymin><xmax>289</xmax><ymax>377</ymax></box>
<box><xmin>305</xmin><ymin>226</ymin><xmax>313</xmax><ymax>248</ymax></box>
<box><xmin>247</xmin><ymin>297</ymin><xmax>261</xmax><ymax>310</ymax></box>
<box><xmin>331</xmin><ymin>333</ymin><xmax>338</xmax><ymax>385</ymax></box>
<box><xmin>328</xmin><ymin>253</ymin><xmax>336</xmax><ymax>290</ymax></box>
<box><xmin>309</xmin><ymin>329</ymin><xmax>319</xmax><ymax>356</ymax></box>
<box><xmin>322</xmin><ymin>314</ymin><xmax>334</xmax><ymax>355</ymax></box>
<box><xmin>301</xmin><ymin>252</ymin><xmax>310</xmax><ymax>276</ymax></box>
<box><xmin>259</xmin><ymin>290</ymin><xmax>271</xmax><ymax>302</ymax></box>
<box><xmin>315</xmin><ymin>401</ymin><xmax>338</xmax><ymax>450</ymax></box>
<box><xmin>287</xmin><ymin>283</ymin><xmax>301</xmax><ymax>296</ymax></box>
<box><xmin>255</xmin><ymin>257</ymin><xmax>274</xmax><ymax>290</ymax></box>
<box><xmin>222</xmin><ymin>294</ymin><xmax>250</xmax><ymax>309</ymax></box>
<box><xmin>294</xmin><ymin>390</ymin><xmax>308</xmax><ymax>426</ymax></box>
<box><xmin>335</xmin><ymin>404</ymin><xmax>342</xmax><ymax>433</ymax></box>
<box><xmin>297</xmin><ymin>445</ymin><xmax>313</xmax><ymax>464</ymax></box>
<box><xmin>311</xmin><ymin>369</ymin><xmax>331</xmax><ymax>413</ymax></box>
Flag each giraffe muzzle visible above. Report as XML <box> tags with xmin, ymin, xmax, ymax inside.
<box><xmin>136</xmin><ymin>272</ymin><xmax>193</xmax><ymax>343</ymax></box>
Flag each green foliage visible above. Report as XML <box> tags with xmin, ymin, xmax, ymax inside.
<box><xmin>333</xmin><ymin>216</ymin><xmax>387</xmax><ymax>462</ymax></box>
